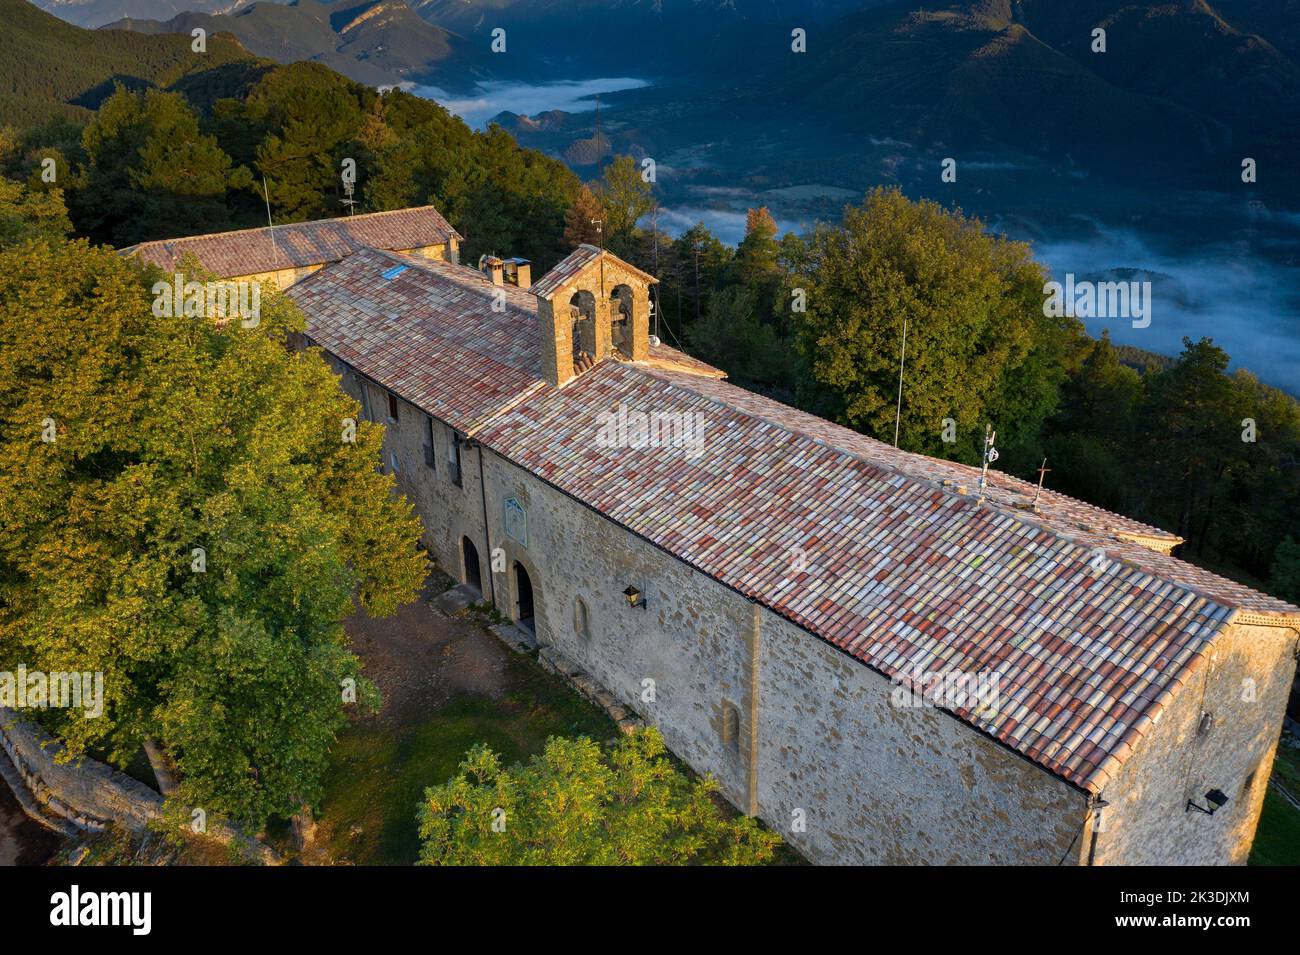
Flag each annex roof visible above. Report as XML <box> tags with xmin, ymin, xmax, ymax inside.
<box><xmin>122</xmin><ymin>207</ymin><xmax>461</xmax><ymax>279</ymax></box>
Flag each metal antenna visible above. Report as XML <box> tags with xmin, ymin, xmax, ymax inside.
<box><xmin>1032</xmin><ymin>458</ymin><xmax>1051</xmax><ymax>510</ymax></box>
<box><xmin>594</xmin><ymin>94</ymin><xmax>602</xmax><ymax>174</ymax></box>
<box><xmin>893</xmin><ymin>314</ymin><xmax>908</xmax><ymax>448</ymax></box>
<box><xmin>976</xmin><ymin>424</ymin><xmax>999</xmax><ymax>503</ymax></box>
<box><xmin>651</xmin><ymin>203</ymin><xmax>660</xmax><ymax>339</ymax></box>
<box><xmin>262</xmin><ymin>175</ymin><xmax>281</xmax><ymax>263</ymax></box>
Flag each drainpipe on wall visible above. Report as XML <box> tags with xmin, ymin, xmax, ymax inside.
<box><xmin>470</xmin><ymin>440</ymin><xmax>497</xmax><ymax>609</ymax></box>
<box><xmin>1086</xmin><ymin>793</ymin><xmax>1108</xmax><ymax>866</ymax></box>
<box><xmin>745</xmin><ymin>602</ymin><xmax>761</xmax><ymax>817</ymax></box>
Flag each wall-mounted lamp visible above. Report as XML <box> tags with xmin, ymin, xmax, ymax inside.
<box><xmin>623</xmin><ymin>585</ymin><xmax>646</xmax><ymax>609</ymax></box>
<box><xmin>1186</xmin><ymin>789</ymin><xmax>1230</xmax><ymax>815</ymax></box>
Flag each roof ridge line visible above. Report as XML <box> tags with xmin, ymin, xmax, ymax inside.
<box><xmin>626</xmin><ymin>364</ymin><xmax>1288</xmax><ymax>618</ymax></box>
<box><xmin>124</xmin><ymin>206</ymin><xmax>445</xmax><ymax>250</ymax></box>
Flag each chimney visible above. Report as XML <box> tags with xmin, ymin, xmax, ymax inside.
<box><xmin>479</xmin><ymin>255</ymin><xmax>504</xmax><ymax>286</ymax></box>
<box><xmin>505</xmin><ymin>257</ymin><xmax>532</xmax><ymax>289</ymax></box>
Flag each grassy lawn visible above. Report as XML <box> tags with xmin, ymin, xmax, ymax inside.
<box><xmin>1249</xmin><ymin>737</ymin><xmax>1300</xmax><ymax>866</ymax></box>
<box><xmin>318</xmin><ymin>653</ymin><xmax>615</xmax><ymax>866</ymax></box>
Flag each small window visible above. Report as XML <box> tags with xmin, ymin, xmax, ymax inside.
<box><xmin>387</xmin><ymin>392</ymin><xmax>399</xmax><ymax>422</ymax></box>
<box><xmin>451</xmin><ymin>433</ymin><xmax>464</xmax><ymax>488</ymax></box>
<box><xmin>720</xmin><ymin>700</ymin><xmax>741</xmax><ymax>756</ymax></box>
<box><xmin>574</xmin><ymin>597</ymin><xmax>590</xmax><ymax>640</ymax></box>
<box><xmin>1243</xmin><ymin>766</ymin><xmax>1258</xmax><ymax>797</ymax></box>
<box><xmin>424</xmin><ymin>416</ymin><xmax>437</xmax><ymax>469</ymax></box>
<box><xmin>389</xmin><ymin>450</ymin><xmax>400</xmax><ymax>474</ymax></box>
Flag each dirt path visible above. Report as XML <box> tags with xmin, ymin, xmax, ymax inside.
<box><xmin>345</xmin><ymin>574</ymin><xmax>513</xmax><ymax>727</ymax></box>
<box><xmin>312</xmin><ymin>572</ymin><xmax>615</xmax><ymax>865</ymax></box>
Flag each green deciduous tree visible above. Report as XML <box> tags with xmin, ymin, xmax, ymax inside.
<box><xmin>1138</xmin><ymin>337</ymin><xmax>1245</xmax><ymax>544</ymax></box>
<box><xmin>417</xmin><ymin>729</ymin><xmax>780</xmax><ymax>866</ymax></box>
<box><xmin>0</xmin><ymin>176</ymin><xmax>70</xmax><ymax>248</ymax></box>
<box><xmin>691</xmin><ymin>285</ymin><xmax>797</xmax><ymax>400</ymax></box>
<box><xmin>792</xmin><ymin>187</ymin><xmax>1073</xmax><ymax>460</ymax></box>
<box><xmin>0</xmin><ymin>239</ymin><xmax>425</xmax><ymax>829</ymax></box>
<box><xmin>240</xmin><ymin>63</ymin><xmax>371</xmax><ymax>222</ymax></box>
<box><xmin>1270</xmin><ymin>538</ymin><xmax>1300</xmax><ymax>604</ymax></box>
<box><xmin>597</xmin><ymin>154</ymin><xmax>653</xmax><ymax>256</ymax></box>
<box><xmin>563</xmin><ymin>185</ymin><xmax>604</xmax><ymax>248</ymax></box>
<box><xmin>732</xmin><ymin>206</ymin><xmax>780</xmax><ymax>289</ymax></box>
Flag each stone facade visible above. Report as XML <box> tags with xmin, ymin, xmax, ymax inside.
<box><xmin>1087</xmin><ymin>622</ymin><xmax>1297</xmax><ymax>865</ymax></box>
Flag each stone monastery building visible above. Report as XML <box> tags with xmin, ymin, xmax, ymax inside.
<box><xmin>130</xmin><ymin>209</ymin><xmax>1300</xmax><ymax>865</ymax></box>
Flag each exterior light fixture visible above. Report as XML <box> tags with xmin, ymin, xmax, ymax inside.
<box><xmin>1186</xmin><ymin>789</ymin><xmax>1230</xmax><ymax>815</ymax></box>
<box><xmin>623</xmin><ymin>585</ymin><xmax>646</xmax><ymax>609</ymax></box>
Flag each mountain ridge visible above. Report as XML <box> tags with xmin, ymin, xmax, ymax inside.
<box><xmin>102</xmin><ymin>0</ymin><xmax>478</xmax><ymax>89</ymax></box>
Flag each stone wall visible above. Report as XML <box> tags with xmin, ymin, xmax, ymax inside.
<box><xmin>1</xmin><ymin>709</ymin><xmax>281</xmax><ymax>862</ymax></box>
<box><xmin>0</xmin><ymin>707</ymin><xmax>161</xmax><ymax>832</ymax></box>
<box><xmin>1091</xmin><ymin>621</ymin><xmax>1299</xmax><ymax>865</ymax></box>
<box><xmin>481</xmin><ymin>451</ymin><xmax>760</xmax><ymax>813</ymax></box>
<box><xmin>756</xmin><ymin>613</ymin><xmax>1088</xmax><ymax>864</ymax></box>
<box><xmin>332</xmin><ymin>367</ymin><xmax>489</xmax><ymax>591</ymax></box>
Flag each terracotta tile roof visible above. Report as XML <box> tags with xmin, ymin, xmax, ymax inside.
<box><xmin>290</xmin><ymin>249</ymin><xmax>1300</xmax><ymax>794</ymax></box>
<box><xmin>647</xmin><ymin>341</ymin><xmax>727</xmax><ymax>378</ymax></box>
<box><xmin>122</xmin><ymin>207</ymin><xmax>461</xmax><ymax>279</ymax></box>
<box><xmin>475</xmin><ymin>363</ymin><xmax>1298</xmax><ymax>791</ymax></box>
<box><xmin>288</xmin><ymin>248</ymin><xmax>544</xmax><ymax>432</ymax></box>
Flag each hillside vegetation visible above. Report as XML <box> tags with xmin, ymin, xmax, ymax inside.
<box><xmin>0</xmin><ymin>0</ymin><xmax>261</xmax><ymax>125</ymax></box>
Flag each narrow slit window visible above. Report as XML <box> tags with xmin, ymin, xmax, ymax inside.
<box><xmin>574</xmin><ymin>597</ymin><xmax>590</xmax><ymax>640</ymax></box>
<box><xmin>721</xmin><ymin>701</ymin><xmax>741</xmax><ymax>756</ymax></box>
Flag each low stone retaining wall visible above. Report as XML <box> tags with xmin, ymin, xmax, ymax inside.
<box><xmin>0</xmin><ymin>707</ymin><xmax>160</xmax><ymax>833</ymax></box>
<box><xmin>0</xmin><ymin>708</ymin><xmax>280</xmax><ymax>864</ymax></box>
<box><xmin>537</xmin><ymin>646</ymin><xmax>644</xmax><ymax>735</ymax></box>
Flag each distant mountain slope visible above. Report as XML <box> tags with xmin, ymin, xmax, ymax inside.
<box><xmin>748</xmin><ymin>0</ymin><xmax>1300</xmax><ymax>166</ymax></box>
<box><xmin>0</xmin><ymin>0</ymin><xmax>261</xmax><ymax>125</ymax></box>
<box><xmin>409</xmin><ymin>0</ymin><xmax>891</xmax><ymax>78</ymax></box>
<box><xmin>531</xmin><ymin>0</ymin><xmax>1299</xmax><ymax>188</ymax></box>
<box><xmin>1014</xmin><ymin>0</ymin><xmax>1300</xmax><ymax>139</ymax></box>
<box><xmin>32</xmin><ymin>0</ymin><xmax>271</xmax><ymax>28</ymax></box>
<box><xmin>105</xmin><ymin>0</ymin><xmax>478</xmax><ymax>88</ymax></box>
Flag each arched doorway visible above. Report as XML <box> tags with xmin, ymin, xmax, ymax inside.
<box><xmin>461</xmin><ymin>537</ymin><xmax>482</xmax><ymax>594</ymax></box>
<box><xmin>514</xmin><ymin>562</ymin><xmax>535</xmax><ymax>633</ymax></box>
